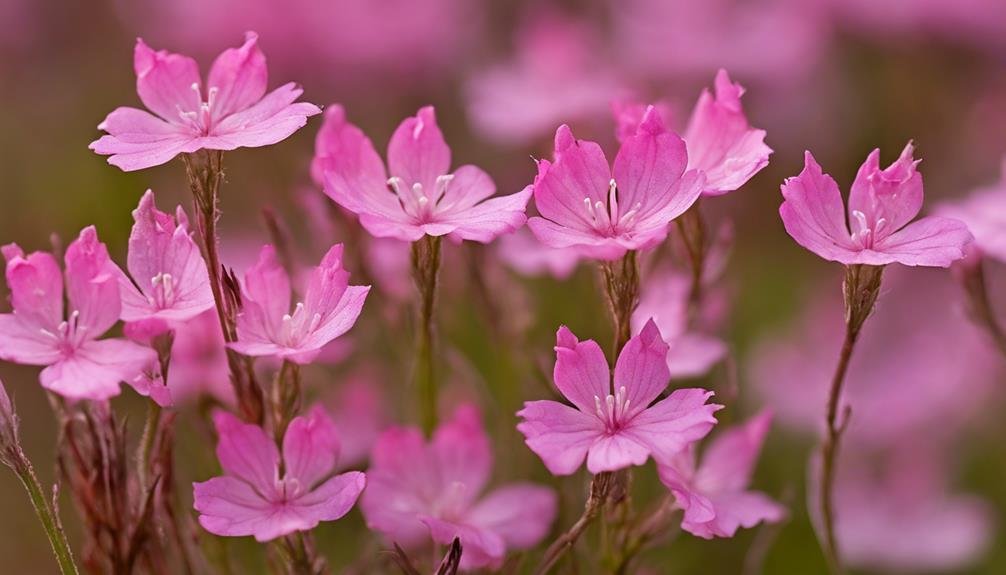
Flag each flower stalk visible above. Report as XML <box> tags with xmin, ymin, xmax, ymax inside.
<box><xmin>600</xmin><ymin>250</ymin><xmax>641</xmax><ymax>357</ymax></box>
<box><xmin>533</xmin><ymin>471</ymin><xmax>616</xmax><ymax>575</ymax></box>
<box><xmin>818</xmin><ymin>263</ymin><xmax>884</xmax><ymax>574</ymax></box>
<box><xmin>272</xmin><ymin>361</ymin><xmax>303</xmax><ymax>445</ymax></box>
<box><xmin>411</xmin><ymin>235</ymin><xmax>443</xmax><ymax>435</ymax></box>
<box><xmin>957</xmin><ymin>254</ymin><xmax>1006</xmax><ymax>358</ymax></box>
<box><xmin>676</xmin><ymin>204</ymin><xmax>707</xmax><ymax>307</ymax></box>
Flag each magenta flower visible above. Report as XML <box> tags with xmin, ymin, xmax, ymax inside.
<box><xmin>229</xmin><ymin>244</ymin><xmax>369</xmax><ymax>365</ymax></box>
<box><xmin>90</xmin><ymin>32</ymin><xmax>321</xmax><ymax>171</ymax></box>
<box><xmin>193</xmin><ymin>406</ymin><xmax>365</xmax><ymax>542</ymax></box>
<box><xmin>313</xmin><ymin>105</ymin><xmax>531</xmax><ymax>243</ymax></box>
<box><xmin>657</xmin><ymin>411</ymin><xmax>784</xmax><ymax>539</ymax></box>
<box><xmin>0</xmin><ymin>227</ymin><xmax>156</xmax><ymax>401</ymax></box>
<box><xmin>780</xmin><ymin>145</ymin><xmax>973</xmax><ymax>267</ymax></box>
<box><xmin>117</xmin><ymin>190</ymin><xmax>214</xmax><ymax>332</ymax></box>
<box><xmin>527</xmin><ymin>111</ymin><xmax>705</xmax><ymax>260</ymax></box>
<box><xmin>517</xmin><ymin>321</ymin><xmax>721</xmax><ymax>475</ymax></box>
<box><xmin>361</xmin><ymin>405</ymin><xmax>557</xmax><ymax>570</ymax></box>
<box><xmin>682</xmin><ymin>69</ymin><xmax>772</xmax><ymax>195</ymax></box>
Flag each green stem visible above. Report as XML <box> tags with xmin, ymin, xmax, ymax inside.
<box><xmin>599</xmin><ymin>251</ymin><xmax>640</xmax><ymax>359</ymax></box>
<box><xmin>13</xmin><ymin>458</ymin><xmax>79</xmax><ymax>574</ymax></box>
<box><xmin>411</xmin><ymin>235</ymin><xmax>442</xmax><ymax>435</ymax></box>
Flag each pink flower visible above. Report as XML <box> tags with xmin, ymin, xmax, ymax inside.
<box><xmin>229</xmin><ymin>244</ymin><xmax>369</xmax><ymax>365</ymax></box>
<box><xmin>361</xmin><ymin>405</ymin><xmax>556</xmax><ymax>570</ymax></box>
<box><xmin>614</xmin><ymin>70</ymin><xmax>771</xmax><ymax>196</ymax></box>
<box><xmin>657</xmin><ymin>412</ymin><xmax>784</xmax><ymax>539</ymax></box>
<box><xmin>193</xmin><ymin>406</ymin><xmax>365</xmax><ymax>542</ymax></box>
<box><xmin>780</xmin><ymin>145</ymin><xmax>973</xmax><ymax>267</ymax></box>
<box><xmin>313</xmin><ymin>105</ymin><xmax>531</xmax><ymax>243</ymax></box>
<box><xmin>938</xmin><ymin>159</ymin><xmax>1006</xmax><ymax>263</ymax></box>
<box><xmin>527</xmin><ymin>112</ymin><xmax>705</xmax><ymax>261</ymax></box>
<box><xmin>90</xmin><ymin>31</ymin><xmax>321</xmax><ymax>171</ymax></box>
<box><xmin>327</xmin><ymin>371</ymin><xmax>388</xmax><ymax>467</ymax></box>
<box><xmin>0</xmin><ymin>227</ymin><xmax>156</xmax><ymax>400</ymax></box>
<box><xmin>517</xmin><ymin>321</ymin><xmax>721</xmax><ymax>475</ymax></box>
<box><xmin>167</xmin><ymin>309</ymin><xmax>233</xmax><ymax>405</ymax></box>
<box><xmin>496</xmin><ymin>228</ymin><xmax>581</xmax><ymax>280</ymax></box>
<box><xmin>117</xmin><ymin>190</ymin><xmax>214</xmax><ymax>333</ymax></box>
<box><xmin>632</xmin><ymin>270</ymin><xmax>727</xmax><ymax>379</ymax></box>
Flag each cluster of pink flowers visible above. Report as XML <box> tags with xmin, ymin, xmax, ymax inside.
<box><xmin>0</xmin><ymin>25</ymin><xmax>995</xmax><ymax>575</ymax></box>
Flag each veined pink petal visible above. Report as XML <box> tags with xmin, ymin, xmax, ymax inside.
<box><xmin>533</xmin><ymin>125</ymin><xmax>612</xmax><ymax>231</ymax></box>
<box><xmin>694</xmin><ymin>411</ymin><xmax>773</xmax><ymax>494</ymax></box>
<box><xmin>421</xmin><ymin>516</ymin><xmax>506</xmax><ymax>570</ymax></box>
<box><xmin>665</xmin><ymin>333</ymin><xmax>727</xmax><ymax>379</ymax></box>
<box><xmin>387</xmin><ymin>106</ymin><xmax>451</xmax><ymax>192</ymax></box>
<box><xmin>241</xmin><ymin>245</ymin><xmax>290</xmax><ymax>338</ymax></box>
<box><xmin>466</xmin><ymin>484</ymin><xmax>557</xmax><ymax>550</ymax></box>
<box><xmin>3</xmin><ymin>246</ymin><xmax>63</xmax><ymax>330</ymax></box>
<box><xmin>553</xmin><ymin>325</ymin><xmax>611</xmax><ymax>412</ymax></box>
<box><xmin>39</xmin><ymin>338</ymin><xmax>155</xmax><ymax>401</ymax></box>
<box><xmin>614</xmin><ymin>319</ymin><xmax>671</xmax><ymax>419</ymax></box>
<box><xmin>848</xmin><ymin>143</ymin><xmax>923</xmax><ymax>239</ymax></box>
<box><xmin>283</xmin><ymin>406</ymin><xmax>341</xmax><ymax>488</ymax></box>
<box><xmin>134</xmin><ymin>38</ymin><xmax>201</xmax><ymax>122</ymax></box>
<box><xmin>873</xmin><ymin>216</ymin><xmax>973</xmax><ymax>267</ymax></box>
<box><xmin>585</xmin><ymin>433</ymin><xmax>651</xmax><ymax>473</ymax></box>
<box><xmin>313</xmin><ymin>105</ymin><xmax>395</xmax><ymax>218</ymax></box>
<box><xmin>684</xmin><ymin>69</ymin><xmax>771</xmax><ymax>196</ymax></box>
<box><xmin>516</xmin><ymin>400</ymin><xmax>603</xmax><ymax>475</ymax></box>
<box><xmin>208</xmin><ymin>84</ymin><xmax>320</xmax><ymax>147</ymax></box>
<box><xmin>193</xmin><ymin>476</ymin><xmax>274</xmax><ymax>538</ymax></box>
<box><xmin>207</xmin><ymin>31</ymin><xmax>267</xmax><ymax>120</ymax></box>
<box><xmin>362</xmin><ymin>427</ymin><xmax>440</xmax><ymax>546</ymax></box>
<box><xmin>0</xmin><ymin>315</ymin><xmax>61</xmax><ymax>365</ymax></box>
<box><xmin>630</xmin><ymin>169</ymin><xmax>705</xmax><ymax>231</ymax></box>
<box><xmin>292</xmin><ymin>471</ymin><xmax>366</xmax><ymax>524</ymax></box>
<box><xmin>779</xmin><ymin>152</ymin><xmax>858</xmax><ymax>262</ymax></box>
<box><xmin>64</xmin><ymin>227</ymin><xmax>122</xmax><ymax>338</ymax></box>
<box><xmin>622</xmin><ymin>389</ymin><xmax>720</xmax><ymax>464</ymax></box>
<box><xmin>212</xmin><ymin>410</ymin><xmax>280</xmax><ymax>491</ymax></box>
<box><xmin>443</xmin><ymin>185</ymin><xmax>531</xmax><ymax>244</ymax></box>
<box><xmin>89</xmin><ymin>132</ymin><xmax>195</xmax><ymax>171</ymax></box>
<box><xmin>611</xmin><ymin>106</ymin><xmax>690</xmax><ymax>220</ymax></box>
<box><xmin>527</xmin><ymin>217</ymin><xmax>631</xmax><ymax>260</ymax></box>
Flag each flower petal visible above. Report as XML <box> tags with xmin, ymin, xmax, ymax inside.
<box><xmin>40</xmin><ymin>339</ymin><xmax>155</xmax><ymax>401</ymax></box>
<box><xmin>848</xmin><ymin>143</ymin><xmax>923</xmax><ymax>238</ymax></box>
<box><xmin>283</xmin><ymin>406</ymin><xmax>341</xmax><ymax>488</ymax></box>
<box><xmin>779</xmin><ymin>151</ymin><xmax>858</xmax><ymax>263</ymax></box>
<box><xmin>517</xmin><ymin>400</ymin><xmax>603</xmax><ymax>475</ymax></box>
<box><xmin>695</xmin><ymin>411</ymin><xmax>773</xmax><ymax>494</ymax></box>
<box><xmin>612</xmin><ymin>106</ymin><xmax>691</xmax><ymax>222</ymax></box>
<box><xmin>421</xmin><ymin>516</ymin><xmax>506</xmax><ymax>570</ymax></box>
<box><xmin>467</xmin><ymin>484</ymin><xmax>558</xmax><ymax>549</ymax></box>
<box><xmin>433</xmin><ymin>405</ymin><xmax>492</xmax><ymax>501</ymax></box>
<box><xmin>873</xmin><ymin>216</ymin><xmax>973</xmax><ymax>267</ymax></box>
<box><xmin>553</xmin><ymin>325</ymin><xmax>611</xmax><ymax>411</ymax></box>
<box><xmin>207</xmin><ymin>31</ymin><xmax>267</xmax><ymax>120</ymax></box>
<box><xmin>533</xmin><ymin>125</ymin><xmax>612</xmax><ymax>232</ymax></box>
<box><xmin>134</xmin><ymin>38</ymin><xmax>201</xmax><ymax>122</ymax></box>
<box><xmin>64</xmin><ymin>227</ymin><xmax>122</xmax><ymax>337</ymax></box>
<box><xmin>387</xmin><ymin>106</ymin><xmax>451</xmax><ymax>192</ymax></box>
<box><xmin>622</xmin><ymin>389</ymin><xmax>720</xmax><ymax>464</ymax></box>
<box><xmin>614</xmin><ymin>318</ymin><xmax>670</xmax><ymax>419</ymax></box>
<box><xmin>586</xmin><ymin>432</ymin><xmax>651</xmax><ymax>473</ymax></box>
<box><xmin>212</xmin><ymin>409</ymin><xmax>280</xmax><ymax>491</ymax></box>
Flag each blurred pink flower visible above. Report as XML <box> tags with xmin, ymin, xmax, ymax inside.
<box><xmin>819</xmin><ymin>447</ymin><xmax>992</xmax><ymax>572</ymax></box>
<box><xmin>938</xmin><ymin>159</ymin><xmax>1006</xmax><ymax>263</ymax></box>
<box><xmin>829</xmin><ymin>0</ymin><xmax>1006</xmax><ymax>52</ymax></box>
<box><xmin>90</xmin><ymin>31</ymin><xmax>320</xmax><ymax>171</ymax></box>
<box><xmin>327</xmin><ymin>371</ymin><xmax>388</xmax><ymax>467</ymax></box>
<box><xmin>362</xmin><ymin>405</ymin><xmax>556</xmax><ymax>570</ymax></box>
<box><xmin>780</xmin><ymin>145</ymin><xmax>972</xmax><ymax>267</ymax></box>
<box><xmin>496</xmin><ymin>228</ymin><xmax>581</xmax><ymax>280</ymax></box>
<box><xmin>116</xmin><ymin>190</ymin><xmax>214</xmax><ymax>335</ymax></box>
<box><xmin>658</xmin><ymin>411</ymin><xmax>784</xmax><ymax>539</ymax></box>
<box><xmin>465</xmin><ymin>10</ymin><xmax>622</xmax><ymax>145</ymax></box>
<box><xmin>527</xmin><ymin>113</ymin><xmax>705</xmax><ymax>261</ymax></box>
<box><xmin>631</xmin><ymin>271</ymin><xmax>726</xmax><ymax>379</ymax></box>
<box><xmin>193</xmin><ymin>407</ymin><xmax>365</xmax><ymax>542</ymax></box>
<box><xmin>230</xmin><ymin>244</ymin><xmax>369</xmax><ymax>365</ymax></box>
<box><xmin>0</xmin><ymin>227</ymin><xmax>156</xmax><ymax>401</ymax></box>
<box><xmin>517</xmin><ymin>321</ymin><xmax>720</xmax><ymax>475</ymax></box>
<box><xmin>314</xmin><ymin>105</ymin><xmax>531</xmax><ymax>243</ymax></box>
<box><xmin>167</xmin><ymin>309</ymin><xmax>233</xmax><ymax>405</ymax></box>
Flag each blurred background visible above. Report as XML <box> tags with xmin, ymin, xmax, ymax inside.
<box><xmin>1</xmin><ymin>0</ymin><xmax>1005</xmax><ymax>573</ymax></box>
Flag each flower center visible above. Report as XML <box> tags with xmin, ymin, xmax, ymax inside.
<box><xmin>850</xmin><ymin>209</ymin><xmax>888</xmax><ymax>250</ymax></box>
<box><xmin>594</xmin><ymin>385</ymin><xmax>631</xmax><ymax>432</ymax></box>
<box><xmin>278</xmin><ymin>302</ymin><xmax>322</xmax><ymax>347</ymax></box>
<box><xmin>387</xmin><ymin>175</ymin><xmax>454</xmax><ymax>224</ymax></box>
<box><xmin>149</xmin><ymin>272</ymin><xmax>177</xmax><ymax>310</ymax></box>
<box><xmin>38</xmin><ymin>310</ymin><xmax>87</xmax><ymax>356</ymax></box>
<box><xmin>583</xmin><ymin>179</ymin><xmax>642</xmax><ymax>236</ymax></box>
<box><xmin>177</xmin><ymin>82</ymin><xmax>219</xmax><ymax>135</ymax></box>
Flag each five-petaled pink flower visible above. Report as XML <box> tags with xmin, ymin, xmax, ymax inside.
<box><xmin>90</xmin><ymin>31</ymin><xmax>321</xmax><ymax>171</ymax></box>
<box><xmin>312</xmin><ymin>105</ymin><xmax>532</xmax><ymax>243</ymax></box>
<box><xmin>0</xmin><ymin>227</ymin><xmax>156</xmax><ymax>400</ymax></box>
<box><xmin>361</xmin><ymin>405</ymin><xmax>557</xmax><ymax>570</ymax></box>
<box><xmin>193</xmin><ymin>406</ymin><xmax>366</xmax><ymax>542</ymax></box>
<box><xmin>517</xmin><ymin>320</ymin><xmax>721</xmax><ymax>475</ymax></box>
<box><xmin>229</xmin><ymin>244</ymin><xmax>370</xmax><ymax>364</ymax></box>
<box><xmin>615</xmin><ymin>70</ymin><xmax>771</xmax><ymax>196</ymax></box>
<box><xmin>116</xmin><ymin>190</ymin><xmax>214</xmax><ymax>334</ymax></box>
<box><xmin>657</xmin><ymin>411</ymin><xmax>785</xmax><ymax>539</ymax></box>
<box><xmin>527</xmin><ymin>110</ymin><xmax>705</xmax><ymax>260</ymax></box>
<box><xmin>780</xmin><ymin>145</ymin><xmax>973</xmax><ymax>267</ymax></box>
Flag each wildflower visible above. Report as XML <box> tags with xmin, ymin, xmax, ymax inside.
<box><xmin>229</xmin><ymin>244</ymin><xmax>369</xmax><ymax>364</ymax></box>
<box><xmin>0</xmin><ymin>228</ymin><xmax>156</xmax><ymax>400</ymax></box>
<box><xmin>313</xmin><ymin>105</ymin><xmax>531</xmax><ymax>243</ymax></box>
<box><xmin>517</xmin><ymin>320</ymin><xmax>721</xmax><ymax>475</ymax></box>
<box><xmin>90</xmin><ymin>32</ymin><xmax>320</xmax><ymax>171</ymax></box>
<box><xmin>362</xmin><ymin>405</ymin><xmax>556</xmax><ymax>570</ymax></box>
<box><xmin>193</xmin><ymin>407</ymin><xmax>365</xmax><ymax>541</ymax></box>
<box><xmin>657</xmin><ymin>411</ymin><xmax>784</xmax><ymax>538</ymax></box>
<box><xmin>937</xmin><ymin>158</ymin><xmax>1006</xmax><ymax>262</ymax></box>
<box><xmin>527</xmin><ymin>111</ymin><xmax>705</xmax><ymax>260</ymax></box>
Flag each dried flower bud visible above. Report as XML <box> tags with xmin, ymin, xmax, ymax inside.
<box><xmin>0</xmin><ymin>378</ymin><xmax>22</xmax><ymax>467</ymax></box>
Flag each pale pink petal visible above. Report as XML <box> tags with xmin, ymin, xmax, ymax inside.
<box><xmin>133</xmin><ymin>38</ymin><xmax>201</xmax><ymax>122</ymax></box>
<box><xmin>292</xmin><ymin>471</ymin><xmax>366</xmax><ymax>524</ymax></box>
<box><xmin>873</xmin><ymin>216</ymin><xmax>973</xmax><ymax>267</ymax></box>
<box><xmin>437</xmin><ymin>165</ymin><xmax>496</xmax><ymax>213</ymax></box>
<box><xmin>517</xmin><ymin>400</ymin><xmax>603</xmax><ymax>475</ymax></box>
<box><xmin>586</xmin><ymin>433</ymin><xmax>652</xmax><ymax>473</ymax></box>
<box><xmin>689</xmin><ymin>491</ymin><xmax>785</xmax><ymax>539</ymax></box>
<box><xmin>497</xmin><ymin>228</ymin><xmax>581</xmax><ymax>279</ymax></box>
<box><xmin>779</xmin><ymin>152</ymin><xmax>859</xmax><ymax>263</ymax></box>
<box><xmin>622</xmin><ymin>389</ymin><xmax>720</xmax><ymax>464</ymax></box>
<box><xmin>64</xmin><ymin>227</ymin><xmax>122</xmax><ymax>337</ymax></box>
<box><xmin>239</xmin><ymin>245</ymin><xmax>290</xmax><ymax>340</ymax></box>
<box><xmin>442</xmin><ymin>186</ymin><xmax>532</xmax><ymax>244</ymax></box>
<box><xmin>3</xmin><ymin>246</ymin><xmax>63</xmax><ymax>330</ymax></box>
<box><xmin>283</xmin><ymin>406</ymin><xmax>340</xmax><ymax>488</ymax></box>
<box><xmin>212</xmin><ymin>410</ymin><xmax>280</xmax><ymax>491</ymax></box>
<box><xmin>0</xmin><ymin>315</ymin><xmax>61</xmax><ymax>365</ymax></box>
<box><xmin>421</xmin><ymin>516</ymin><xmax>506</xmax><ymax>570</ymax></box>
<box><xmin>387</xmin><ymin>106</ymin><xmax>451</xmax><ymax>192</ymax></box>
<box><xmin>467</xmin><ymin>484</ymin><xmax>557</xmax><ymax>549</ymax></box>
<box><xmin>527</xmin><ymin>217</ymin><xmax>630</xmax><ymax>260</ymax></box>
<box><xmin>193</xmin><ymin>476</ymin><xmax>273</xmax><ymax>538</ymax></box>
<box><xmin>361</xmin><ymin>427</ymin><xmax>435</xmax><ymax>546</ymax></box>
<box><xmin>88</xmin><ymin>107</ymin><xmax>193</xmax><ymax>170</ymax></box>
<box><xmin>40</xmin><ymin>338</ymin><xmax>156</xmax><ymax>401</ymax></box>
<box><xmin>614</xmin><ymin>319</ymin><xmax>670</xmax><ymax>418</ymax></box>
<box><xmin>207</xmin><ymin>31</ymin><xmax>267</xmax><ymax>120</ymax></box>
<box><xmin>553</xmin><ymin>325</ymin><xmax>611</xmax><ymax>411</ymax></box>
<box><xmin>848</xmin><ymin>143</ymin><xmax>923</xmax><ymax>238</ymax></box>
<box><xmin>695</xmin><ymin>411</ymin><xmax>773</xmax><ymax>494</ymax></box>
<box><xmin>432</xmin><ymin>405</ymin><xmax>491</xmax><ymax>501</ymax></box>
<box><xmin>611</xmin><ymin>106</ymin><xmax>690</xmax><ymax>220</ymax></box>
<box><xmin>297</xmin><ymin>285</ymin><xmax>370</xmax><ymax>357</ymax></box>
<box><xmin>533</xmin><ymin>126</ymin><xmax>612</xmax><ymax>231</ymax></box>
<box><xmin>665</xmin><ymin>333</ymin><xmax>727</xmax><ymax>379</ymax></box>
<box><xmin>630</xmin><ymin>169</ymin><xmax>705</xmax><ymax>231</ymax></box>
<box><xmin>355</xmin><ymin>214</ymin><xmax>426</xmax><ymax>242</ymax></box>
<box><xmin>208</xmin><ymin>83</ymin><xmax>320</xmax><ymax>148</ymax></box>
<box><xmin>683</xmin><ymin>69</ymin><xmax>771</xmax><ymax>195</ymax></box>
